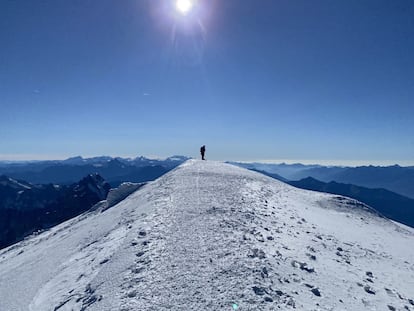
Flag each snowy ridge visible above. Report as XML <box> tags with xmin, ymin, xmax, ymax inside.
<box><xmin>0</xmin><ymin>175</ymin><xmax>31</xmax><ymax>190</ymax></box>
<box><xmin>0</xmin><ymin>160</ymin><xmax>413</xmax><ymax>310</ymax></box>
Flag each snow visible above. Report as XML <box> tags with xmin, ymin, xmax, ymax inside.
<box><xmin>0</xmin><ymin>160</ymin><xmax>413</xmax><ymax>311</ymax></box>
<box><xmin>0</xmin><ymin>176</ymin><xmax>32</xmax><ymax>190</ymax></box>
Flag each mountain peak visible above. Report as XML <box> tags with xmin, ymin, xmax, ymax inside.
<box><xmin>0</xmin><ymin>160</ymin><xmax>413</xmax><ymax>310</ymax></box>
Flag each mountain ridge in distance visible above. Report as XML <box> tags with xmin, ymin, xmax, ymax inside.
<box><xmin>230</xmin><ymin>161</ymin><xmax>414</xmax><ymax>199</ymax></box>
<box><xmin>0</xmin><ymin>155</ymin><xmax>191</xmax><ymax>186</ymax></box>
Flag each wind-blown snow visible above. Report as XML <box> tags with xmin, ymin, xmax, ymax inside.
<box><xmin>0</xmin><ymin>160</ymin><xmax>413</xmax><ymax>310</ymax></box>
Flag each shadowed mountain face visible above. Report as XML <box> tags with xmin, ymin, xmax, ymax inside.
<box><xmin>0</xmin><ymin>174</ymin><xmax>111</xmax><ymax>249</ymax></box>
<box><xmin>0</xmin><ymin>156</ymin><xmax>189</xmax><ymax>250</ymax></box>
<box><xmin>0</xmin><ymin>155</ymin><xmax>189</xmax><ymax>186</ymax></box>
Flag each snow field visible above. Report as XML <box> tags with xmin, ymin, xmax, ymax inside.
<box><xmin>0</xmin><ymin>160</ymin><xmax>413</xmax><ymax>310</ymax></box>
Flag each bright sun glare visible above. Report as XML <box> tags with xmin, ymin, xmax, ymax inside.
<box><xmin>176</xmin><ymin>0</ymin><xmax>193</xmax><ymax>14</ymax></box>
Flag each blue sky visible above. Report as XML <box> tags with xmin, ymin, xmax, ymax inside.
<box><xmin>1</xmin><ymin>0</ymin><xmax>413</xmax><ymax>165</ymax></box>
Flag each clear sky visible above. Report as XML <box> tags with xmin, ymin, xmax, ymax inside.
<box><xmin>1</xmin><ymin>0</ymin><xmax>413</xmax><ymax>165</ymax></box>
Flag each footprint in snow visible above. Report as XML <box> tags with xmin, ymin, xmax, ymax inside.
<box><xmin>138</xmin><ymin>230</ymin><xmax>147</xmax><ymax>237</ymax></box>
<box><xmin>291</xmin><ymin>260</ymin><xmax>315</xmax><ymax>273</ymax></box>
<box><xmin>99</xmin><ymin>258</ymin><xmax>110</xmax><ymax>265</ymax></box>
<box><xmin>311</xmin><ymin>288</ymin><xmax>321</xmax><ymax>297</ymax></box>
<box><xmin>247</xmin><ymin>248</ymin><xmax>266</xmax><ymax>259</ymax></box>
<box><xmin>252</xmin><ymin>286</ymin><xmax>267</xmax><ymax>296</ymax></box>
<box><xmin>364</xmin><ymin>285</ymin><xmax>376</xmax><ymax>295</ymax></box>
<box><xmin>136</xmin><ymin>251</ymin><xmax>145</xmax><ymax>257</ymax></box>
<box><xmin>131</xmin><ymin>267</ymin><xmax>145</xmax><ymax>274</ymax></box>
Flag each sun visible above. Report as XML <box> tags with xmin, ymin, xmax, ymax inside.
<box><xmin>176</xmin><ymin>0</ymin><xmax>193</xmax><ymax>15</ymax></box>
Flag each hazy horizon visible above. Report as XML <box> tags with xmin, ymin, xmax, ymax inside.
<box><xmin>0</xmin><ymin>153</ymin><xmax>413</xmax><ymax>168</ymax></box>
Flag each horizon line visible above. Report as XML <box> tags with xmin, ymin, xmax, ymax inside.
<box><xmin>0</xmin><ymin>154</ymin><xmax>413</xmax><ymax>168</ymax></box>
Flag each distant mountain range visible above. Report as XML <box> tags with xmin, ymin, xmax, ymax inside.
<box><xmin>231</xmin><ymin>162</ymin><xmax>414</xmax><ymax>199</ymax></box>
<box><xmin>0</xmin><ymin>155</ymin><xmax>190</xmax><ymax>187</ymax></box>
<box><xmin>0</xmin><ymin>155</ymin><xmax>190</xmax><ymax>249</ymax></box>
<box><xmin>0</xmin><ymin>174</ymin><xmax>111</xmax><ymax>249</ymax></box>
<box><xmin>250</xmin><ymin>169</ymin><xmax>414</xmax><ymax>228</ymax></box>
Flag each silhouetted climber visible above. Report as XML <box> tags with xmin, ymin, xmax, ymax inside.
<box><xmin>200</xmin><ymin>145</ymin><xmax>206</xmax><ymax>160</ymax></box>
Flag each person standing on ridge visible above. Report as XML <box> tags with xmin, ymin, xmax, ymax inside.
<box><xmin>200</xmin><ymin>145</ymin><xmax>206</xmax><ymax>160</ymax></box>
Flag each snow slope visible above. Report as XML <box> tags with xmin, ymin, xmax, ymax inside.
<box><xmin>0</xmin><ymin>160</ymin><xmax>413</xmax><ymax>311</ymax></box>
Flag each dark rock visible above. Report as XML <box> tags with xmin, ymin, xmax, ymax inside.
<box><xmin>264</xmin><ymin>296</ymin><xmax>273</xmax><ymax>302</ymax></box>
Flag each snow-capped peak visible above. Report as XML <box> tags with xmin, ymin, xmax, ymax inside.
<box><xmin>0</xmin><ymin>160</ymin><xmax>413</xmax><ymax>311</ymax></box>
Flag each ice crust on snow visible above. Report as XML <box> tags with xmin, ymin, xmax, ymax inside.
<box><xmin>0</xmin><ymin>160</ymin><xmax>413</xmax><ymax>311</ymax></box>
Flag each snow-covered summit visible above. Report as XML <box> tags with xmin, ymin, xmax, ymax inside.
<box><xmin>0</xmin><ymin>160</ymin><xmax>413</xmax><ymax>311</ymax></box>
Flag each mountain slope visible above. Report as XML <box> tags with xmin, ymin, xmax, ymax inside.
<box><xmin>289</xmin><ymin>177</ymin><xmax>414</xmax><ymax>228</ymax></box>
<box><xmin>230</xmin><ymin>162</ymin><xmax>414</xmax><ymax>199</ymax></box>
<box><xmin>251</xmin><ymin>170</ymin><xmax>414</xmax><ymax>229</ymax></box>
<box><xmin>0</xmin><ymin>160</ymin><xmax>413</xmax><ymax>311</ymax></box>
